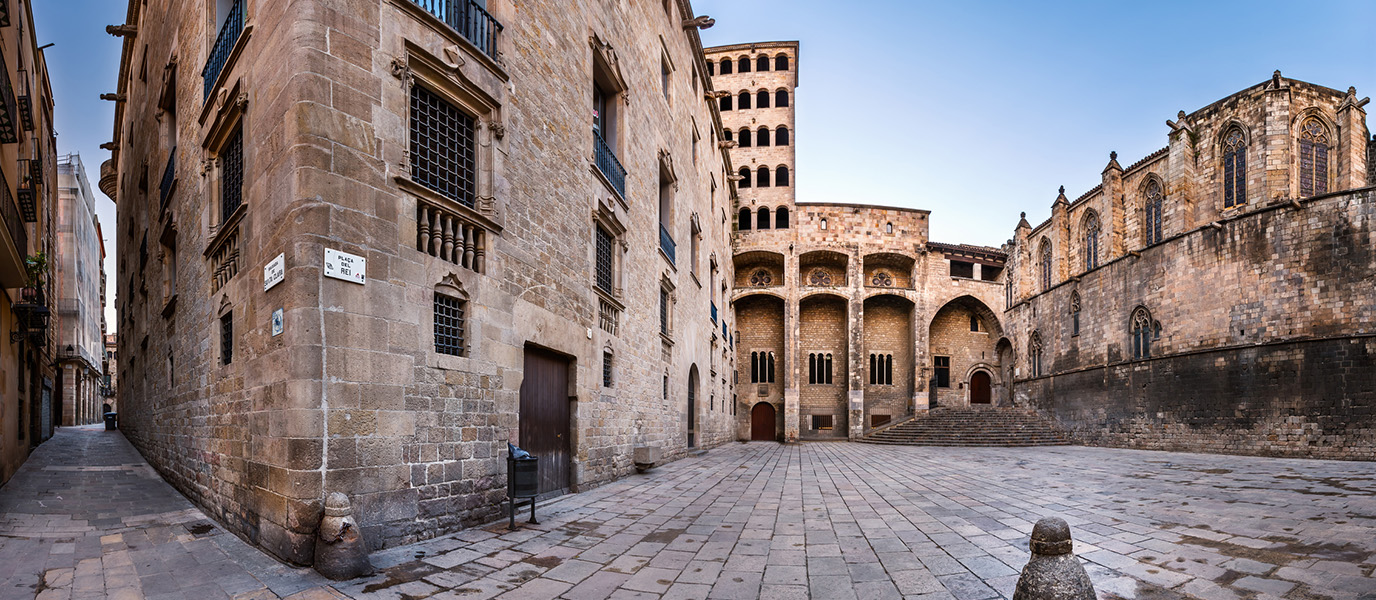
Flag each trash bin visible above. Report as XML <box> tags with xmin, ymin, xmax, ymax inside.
<box><xmin>507</xmin><ymin>444</ymin><xmax>539</xmax><ymax>529</ymax></box>
<box><xmin>103</xmin><ymin>412</ymin><xmax>118</xmax><ymax>430</ymax></box>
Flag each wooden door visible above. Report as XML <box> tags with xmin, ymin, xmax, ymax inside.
<box><xmin>751</xmin><ymin>402</ymin><xmax>776</xmax><ymax>441</ymax></box>
<box><xmin>687</xmin><ymin>370</ymin><xmax>697</xmax><ymax>448</ymax></box>
<box><xmin>970</xmin><ymin>371</ymin><xmax>991</xmax><ymax>404</ymax></box>
<box><xmin>519</xmin><ymin>347</ymin><xmax>570</xmax><ymax>496</ymax></box>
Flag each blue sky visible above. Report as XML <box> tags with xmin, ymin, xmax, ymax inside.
<box><xmin>33</xmin><ymin>1</ymin><xmax>1376</xmax><ymax>332</ymax></box>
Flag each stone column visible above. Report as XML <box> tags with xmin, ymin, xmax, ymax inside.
<box><xmin>1263</xmin><ymin>73</ymin><xmax>1293</xmax><ymax>205</ymax></box>
<box><xmin>848</xmin><ymin>252</ymin><xmax>864</xmax><ymax>440</ymax></box>
<box><xmin>1337</xmin><ymin>87</ymin><xmax>1370</xmax><ymax>190</ymax></box>
<box><xmin>783</xmin><ymin>253</ymin><xmax>800</xmax><ymax>442</ymax></box>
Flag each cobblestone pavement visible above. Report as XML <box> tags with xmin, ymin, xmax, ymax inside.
<box><xmin>3</xmin><ymin>429</ymin><xmax>1375</xmax><ymax>600</ymax></box>
<box><xmin>0</xmin><ymin>426</ymin><xmax>336</xmax><ymax>600</ymax></box>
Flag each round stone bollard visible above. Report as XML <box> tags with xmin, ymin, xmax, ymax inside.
<box><xmin>1012</xmin><ymin>517</ymin><xmax>1096</xmax><ymax>600</ymax></box>
<box><xmin>313</xmin><ymin>492</ymin><xmax>374</xmax><ymax>581</ymax></box>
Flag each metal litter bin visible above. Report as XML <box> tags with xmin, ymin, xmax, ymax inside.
<box><xmin>507</xmin><ymin>454</ymin><xmax>539</xmax><ymax>528</ymax></box>
<box><xmin>103</xmin><ymin>412</ymin><xmax>118</xmax><ymax>430</ymax></box>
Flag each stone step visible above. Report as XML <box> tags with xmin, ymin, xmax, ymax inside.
<box><xmin>860</xmin><ymin>407</ymin><xmax>1070</xmax><ymax>447</ymax></box>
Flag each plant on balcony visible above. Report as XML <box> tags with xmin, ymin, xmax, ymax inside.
<box><xmin>24</xmin><ymin>251</ymin><xmax>47</xmax><ymax>281</ymax></box>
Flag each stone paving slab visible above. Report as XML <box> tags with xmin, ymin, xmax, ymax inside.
<box><xmin>4</xmin><ymin>429</ymin><xmax>1376</xmax><ymax>599</ymax></box>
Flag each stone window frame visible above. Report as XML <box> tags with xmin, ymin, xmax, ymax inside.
<box><xmin>1221</xmin><ymin>123</ymin><xmax>1250</xmax><ymax>209</ymax></box>
<box><xmin>756</xmin><ymin>89</ymin><xmax>770</xmax><ymax>109</ymax></box>
<box><xmin>1142</xmin><ymin>175</ymin><xmax>1165</xmax><ymax>247</ymax></box>
<box><xmin>933</xmin><ymin>355</ymin><xmax>950</xmax><ymax>388</ymax></box>
<box><xmin>775</xmin><ymin>126</ymin><xmax>790</xmax><ymax>146</ymax></box>
<box><xmin>1069</xmin><ymin>291</ymin><xmax>1082</xmax><ymax>337</ymax></box>
<box><xmin>592</xmin><ymin>198</ymin><xmax>628</xmax><ymax>306</ymax></box>
<box><xmin>218</xmin><ymin>302</ymin><xmax>234</xmax><ymax>367</ymax></box>
<box><xmin>1028</xmin><ymin>333</ymin><xmax>1043</xmax><ymax>378</ymax></box>
<box><xmin>807</xmin><ymin>352</ymin><xmax>835</xmax><ymax>385</ymax></box>
<box><xmin>775</xmin><ymin>206</ymin><xmax>790</xmax><ymax>229</ymax></box>
<box><xmin>775</xmin><ymin>88</ymin><xmax>789</xmax><ymax>108</ymax></box>
<box><xmin>1038</xmin><ymin>237</ymin><xmax>1053</xmax><ymax>292</ymax></box>
<box><xmin>659</xmin><ymin>277</ymin><xmax>676</xmax><ymax>342</ymax></box>
<box><xmin>1080</xmin><ymin>209</ymin><xmax>1101</xmax><ymax>272</ymax></box>
<box><xmin>426</xmin><ymin>274</ymin><xmax>474</xmax><ymax>370</ymax></box>
<box><xmin>689</xmin><ymin>212</ymin><xmax>702</xmax><ymax>282</ymax></box>
<box><xmin>868</xmin><ymin>353</ymin><xmax>893</xmax><ymax>386</ymax></box>
<box><xmin>602</xmin><ymin>346</ymin><xmax>615</xmax><ymax>388</ymax></box>
<box><xmin>1294</xmin><ymin>112</ymin><xmax>1333</xmax><ymax>198</ymax></box>
<box><xmin>1130</xmin><ymin>306</ymin><xmax>1160</xmax><ymax>361</ymax></box>
<box><xmin>737</xmin><ymin>90</ymin><xmax>752</xmax><ymax>110</ymax></box>
<box><xmin>775</xmin><ymin>54</ymin><xmax>790</xmax><ymax>71</ymax></box>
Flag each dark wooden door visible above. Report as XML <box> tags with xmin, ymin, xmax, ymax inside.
<box><xmin>970</xmin><ymin>371</ymin><xmax>991</xmax><ymax>404</ymax></box>
<box><xmin>751</xmin><ymin>402</ymin><xmax>776</xmax><ymax>441</ymax></box>
<box><xmin>687</xmin><ymin>372</ymin><xmax>697</xmax><ymax>448</ymax></box>
<box><xmin>519</xmin><ymin>347</ymin><xmax>570</xmax><ymax>495</ymax></box>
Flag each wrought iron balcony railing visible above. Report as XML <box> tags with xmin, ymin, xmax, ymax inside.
<box><xmin>408</xmin><ymin>0</ymin><xmax>503</xmax><ymax>61</ymax></box>
<box><xmin>593</xmin><ymin>130</ymin><xmax>625</xmax><ymax>198</ymax></box>
<box><xmin>0</xmin><ymin>163</ymin><xmax>24</xmax><ymax>257</ymax></box>
<box><xmin>0</xmin><ymin>43</ymin><xmax>17</xmax><ymax>144</ymax></box>
<box><xmin>659</xmin><ymin>224</ymin><xmax>675</xmax><ymax>264</ymax></box>
<box><xmin>202</xmin><ymin>0</ymin><xmax>244</xmax><ymax>101</ymax></box>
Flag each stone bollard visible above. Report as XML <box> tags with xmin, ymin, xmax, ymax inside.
<box><xmin>313</xmin><ymin>492</ymin><xmax>374</xmax><ymax>581</ymax></box>
<box><xmin>1012</xmin><ymin>517</ymin><xmax>1096</xmax><ymax>600</ymax></box>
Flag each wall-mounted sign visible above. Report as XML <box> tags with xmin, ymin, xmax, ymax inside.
<box><xmin>271</xmin><ymin>308</ymin><xmax>284</xmax><ymax>337</ymax></box>
<box><xmin>324</xmin><ymin>248</ymin><xmax>366</xmax><ymax>284</ymax></box>
<box><xmin>264</xmin><ymin>253</ymin><xmax>285</xmax><ymax>291</ymax></box>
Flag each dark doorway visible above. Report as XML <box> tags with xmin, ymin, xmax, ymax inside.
<box><xmin>519</xmin><ymin>346</ymin><xmax>571</xmax><ymax>496</ymax></box>
<box><xmin>970</xmin><ymin>371</ymin><xmax>991</xmax><ymax>404</ymax></box>
<box><xmin>687</xmin><ymin>367</ymin><xmax>698</xmax><ymax>448</ymax></box>
<box><xmin>751</xmin><ymin>403</ymin><xmax>776</xmax><ymax>441</ymax></box>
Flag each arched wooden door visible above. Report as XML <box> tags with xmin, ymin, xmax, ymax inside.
<box><xmin>970</xmin><ymin>371</ymin><xmax>991</xmax><ymax>404</ymax></box>
<box><xmin>751</xmin><ymin>402</ymin><xmax>776</xmax><ymax>441</ymax></box>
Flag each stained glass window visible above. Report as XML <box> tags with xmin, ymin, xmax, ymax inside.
<box><xmin>1223</xmin><ymin>128</ymin><xmax>1246</xmax><ymax>208</ymax></box>
<box><xmin>1298</xmin><ymin>118</ymin><xmax>1329</xmax><ymax>197</ymax></box>
<box><xmin>1145</xmin><ymin>179</ymin><xmax>1163</xmax><ymax>245</ymax></box>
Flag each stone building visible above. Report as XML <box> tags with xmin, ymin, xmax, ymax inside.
<box><xmin>108</xmin><ymin>0</ymin><xmax>738</xmax><ymax>564</ymax></box>
<box><xmin>104</xmin><ymin>333</ymin><xmax>117</xmax><ymax>408</ymax></box>
<box><xmin>1002</xmin><ymin>73</ymin><xmax>1375</xmax><ymax>459</ymax></box>
<box><xmin>54</xmin><ymin>154</ymin><xmax>107</xmax><ymax>427</ymax></box>
<box><xmin>706</xmin><ymin>43</ymin><xmax>1010</xmax><ymax>443</ymax></box>
<box><xmin>0</xmin><ymin>1</ymin><xmax>61</xmax><ymax>486</ymax></box>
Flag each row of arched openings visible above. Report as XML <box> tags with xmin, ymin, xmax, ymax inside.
<box><xmin>738</xmin><ymin>166</ymin><xmax>789</xmax><ymax>188</ymax></box>
<box><xmin>739</xmin><ymin>206</ymin><xmax>789</xmax><ymax>231</ymax></box>
<box><xmin>706</xmin><ymin>54</ymin><xmax>790</xmax><ymax>75</ymax></box>
<box><xmin>724</xmin><ymin>127</ymin><xmax>789</xmax><ymax>147</ymax></box>
<box><xmin>807</xmin><ymin>353</ymin><xmax>834</xmax><ymax>384</ymax></box>
<box><xmin>868</xmin><ymin>353</ymin><xmax>893</xmax><ymax>385</ymax></box>
<box><xmin>720</xmin><ymin>90</ymin><xmax>790</xmax><ymax>111</ymax></box>
<box><xmin>749</xmin><ymin>351</ymin><xmax>776</xmax><ymax>383</ymax></box>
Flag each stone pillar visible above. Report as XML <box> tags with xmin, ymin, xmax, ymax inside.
<box><xmin>1166</xmin><ymin>111</ymin><xmax>1200</xmax><ymax>231</ymax></box>
<box><xmin>1263</xmin><ymin>72</ymin><xmax>1293</xmax><ymax>205</ymax></box>
<box><xmin>1336</xmin><ymin>87</ymin><xmax>1370</xmax><ymax>190</ymax></box>
<box><xmin>783</xmin><ymin>254</ymin><xmax>800</xmax><ymax>442</ymax></box>
<box><xmin>1050</xmin><ymin>188</ymin><xmax>1069</xmax><ymax>283</ymax></box>
<box><xmin>1102</xmin><ymin>152</ymin><xmax>1124</xmax><ymax>256</ymax></box>
<box><xmin>848</xmin><ymin>252</ymin><xmax>864</xmax><ymax>440</ymax></box>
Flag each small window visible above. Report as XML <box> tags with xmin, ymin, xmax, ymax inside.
<box><xmin>775</xmin><ymin>89</ymin><xmax>789</xmax><ymax>107</ymax></box>
<box><xmin>757</xmin><ymin>166</ymin><xmax>770</xmax><ymax>187</ymax></box>
<box><xmin>720</xmin><ymin>59</ymin><xmax>732</xmax><ymax>75</ymax></box>
<box><xmin>663</xmin><ymin>374</ymin><xmax>669</xmax><ymax>400</ymax></box>
<box><xmin>738</xmin><ymin>57</ymin><xmax>750</xmax><ymax>73</ymax></box>
<box><xmin>705</xmin><ymin>60</ymin><xmax>714</xmax><ymax>76</ymax></box>
<box><xmin>738</xmin><ymin>207</ymin><xmax>752</xmax><ymax>230</ymax></box>
<box><xmin>934</xmin><ymin>356</ymin><xmax>949</xmax><ymax>387</ymax></box>
<box><xmin>775</xmin><ymin>206</ymin><xmax>790</xmax><ymax>229</ymax></box>
<box><xmin>738</xmin><ymin>91</ymin><xmax>751</xmax><ymax>110</ymax></box>
<box><xmin>660</xmin><ymin>56</ymin><xmax>671</xmax><ymax>101</ymax></box>
<box><xmin>719</xmin><ymin>95</ymin><xmax>732</xmax><ymax>111</ymax></box>
<box><xmin>950</xmin><ymin>260</ymin><xmax>974</xmax><ymax>278</ymax></box>
<box><xmin>757</xmin><ymin>127</ymin><xmax>770</xmax><ymax>146</ymax></box>
<box><xmin>775</xmin><ymin>166</ymin><xmax>789</xmax><ymax>187</ymax></box>
<box><xmin>807</xmin><ymin>353</ymin><xmax>833</xmax><ymax>384</ymax></box>
<box><xmin>775</xmin><ymin>54</ymin><xmax>789</xmax><ymax>71</ymax></box>
<box><xmin>969</xmin><ymin>314</ymin><xmax>980</xmax><ymax>332</ymax></box>
<box><xmin>434</xmin><ymin>292</ymin><xmax>467</xmax><ymax>356</ymax></box>
<box><xmin>757</xmin><ymin>90</ymin><xmax>769</xmax><ymax>108</ymax></box>
<box><xmin>738</xmin><ymin>166</ymin><xmax>752</xmax><ymax>188</ymax></box>
<box><xmin>220</xmin><ymin>312</ymin><xmax>233</xmax><ymax>365</ymax></box>
<box><xmin>1131</xmin><ymin>308</ymin><xmax>1153</xmax><ymax>359</ymax></box>
<box><xmin>775</xmin><ymin>127</ymin><xmax>789</xmax><ymax>146</ymax></box>
<box><xmin>1029</xmin><ymin>334</ymin><xmax>1044</xmax><ymax>377</ymax></box>
<box><xmin>722</xmin><ymin>129</ymin><xmax>732</xmax><ymax>142</ymax></box>
<box><xmin>756</xmin><ymin>55</ymin><xmax>770</xmax><ymax>72</ymax></box>
<box><xmin>603</xmin><ymin>351</ymin><xmax>614</xmax><ymax>387</ymax></box>
<box><xmin>659</xmin><ymin>288</ymin><xmax>670</xmax><ymax>336</ymax></box>
<box><xmin>885</xmin><ymin>222</ymin><xmax>893</xmax><ymax>234</ymax></box>
<box><xmin>757</xmin><ymin>207</ymin><xmax>770</xmax><ymax>230</ymax></box>
<box><xmin>595</xmin><ymin>224</ymin><xmax>614</xmax><ymax>294</ymax></box>
<box><xmin>738</xmin><ymin>128</ymin><xmax>751</xmax><ymax>148</ymax></box>
<box><xmin>820</xmin><ymin>218</ymin><xmax>828</xmax><ymax>230</ymax></box>
<box><xmin>1070</xmin><ymin>292</ymin><xmax>1081</xmax><ymax>336</ymax></box>
<box><xmin>869</xmin><ymin>353</ymin><xmax>893</xmax><ymax>385</ymax></box>
<box><xmin>812</xmin><ymin>415</ymin><xmax>833</xmax><ymax>430</ymax></box>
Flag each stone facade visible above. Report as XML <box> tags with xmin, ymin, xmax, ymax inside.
<box><xmin>0</xmin><ymin>0</ymin><xmax>61</xmax><ymax>486</ymax></box>
<box><xmin>709</xmin><ymin>42</ymin><xmax>1010</xmax><ymax>442</ymax></box>
<box><xmin>54</xmin><ymin>154</ymin><xmax>106</xmax><ymax>427</ymax></box>
<box><xmin>1003</xmin><ymin>74</ymin><xmax>1374</xmax><ymax>459</ymax></box>
<box><xmin>110</xmin><ymin>0</ymin><xmax>738</xmax><ymax>565</ymax></box>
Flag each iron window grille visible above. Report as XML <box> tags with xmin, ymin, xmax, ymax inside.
<box><xmin>220</xmin><ymin>313</ymin><xmax>233</xmax><ymax>365</ymax></box>
<box><xmin>410</xmin><ymin>85</ymin><xmax>477</xmax><ymax>208</ymax></box>
<box><xmin>602</xmin><ymin>351</ymin><xmax>613</xmax><ymax>387</ymax></box>
<box><xmin>595</xmin><ymin>225</ymin><xmax>614</xmax><ymax>294</ymax></box>
<box><xmin>659</xmin><ymin>288</ymin><xmax>669</xmax><ymax>336</ymax></box>
<box><xmin>434</xmin><ymin>292</ymin><xmax>467</xmax><ymax>356</ymax></box>
<box><xmin>221</xmin><ymin>128</ymin><xmax>244</xmax><ymax>223</ymax></box>
<box><xmin>202</xmin><ymin>0</ymin><xmax>245</xmax><ymax>100</ymax></box>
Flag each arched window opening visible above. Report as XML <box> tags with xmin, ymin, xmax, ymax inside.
<box><xmin>1223</xmin><ymin>127</ymin><xmax>1247</xmax><ymax>208</ymax></box>
<box><xmin>738</xmin><ymin>167</ymin><xmax>752</xmax><ymax>188</ymax></box>
<box><xmin>722</xmin><ymin>129</ymin><xmax>733</xmax><ymax>142</ymax></box>
<box><xmin>808</xmin><ymin>353</ymin><xmax>817</xmax><ymax>384</ymax></box>
<box><xmin>1299</xmin><ymin>117</ymin><xmax>1329</xmax><ymax>197</ymax></box>
<box><xmin>825</xmin><ymin>353</ymin><xmax>834</xmax><ymax>384</ymax></box>
<box><xmin>756</xmin><ymin>55</ymin><xmax>770</xmax><ymax>72</ymax></box>
<box><xmin>738</xmin><ymin>57</ymin><xmax>751</xmax><ymax>73</ymax></box>
<box><xmin>757</xmin><ymin>206</ymin><xmax>771</xmax><ymax>230</ymax></box>
<box><xmin>1029</xmin><ymin>333</ymin><xmax>1044</xmax><ymax>377</ymax></box>
<box><xmin>1131</xmin><ymin>307</ymin><xmax>1154</xmax><ymax>360</ymax></box>
<box><xmin>738</xmin><ymin>128</ymin><xmax>752</xmax><ymax>148</ymax></box>
<box><xmin>757</xmin><ymin>166</ymin><xmax>771</xmax><ymax>187</ymax></box>
<box><xmin>775</xmin><ymin>89</ymin><xmax>789</xmax><ymax>107</ymax></box>
<box><xmin>1082</xmin><ymin>212</ymin><xmax>1100</xmax><ymax>271</ymax></box>
<box><xmin>820</xmin><ymin>217</ymin><xmax>828</xmax><ymax>230</ymax></box>
<box><xmin>705</xmin><ymin>60</ymin><xmax>714</xmax><ymax>76</ymax></box>
<box><xmin>1144</xmin><ymin>179</ymin><xmax>1163</xmax><ymax>246</ymax></box>
<box><xmin>720</xmin><ymin>59</ymin><xmax>732</xmax><ymax>75</ymax></box>
<box><xmin>775</xmin><ymin>126</ymin><xmax>790</xmax><ymax>146</ymax></box>
<box><xmin>767</xmin><ymin>352</ymin><xmax>776</xmax><ymax>383</ymax></box>
<box><xmin>775</xmin><ymin>166</ymin><xmax>789</xmax><ymax>187</ymax></box>
<box><xmin>738</xmin><ymin>207</ymin><xmax>752</xmax><ymax>230</ymax></box>
<box><xmin>1070</xmin><ymin>292</ymin><xmax>1081</xmax><ymax>336</ymax></box>
<box><xmin>719</xmin><ymin>95</ymin><xmax>732</xmax><ymax>111</ymax></box>
<box><xmin>750</xmin><ymin>351</ymin><xmax>760</xmax><ymax>383</ymax></box>
<box><xmin>738</xmin><ymin>91</ymin><xmax>751</xmax><ymax>110</ymax></box>
<box><xmin>775</xmin><ymin>54</ymin><xmax>789</xmax><ymax>71</ymax></box>
<box><xmin>775</xmin><ymin>206</ymin><xmax>790</xmax><ymax>229</ymax></box>
<box><xmin>885</xmin><ymin>222</ymin><xmax>893</xmax><ymax>234</ymax></box>
<box><xmin>1039</xmin><ymin>238</ymin><xmax>1053</xmax><ymax>292</ymax></box>
<box><xmin>757</xmin><ymin>127</ymin><xmax>770</xmax><ymax>147</ymax></box>
<box><xmin>757</xmin><ymin>90</ymin><xmax>770</xmax><ymax>108</ymax></box>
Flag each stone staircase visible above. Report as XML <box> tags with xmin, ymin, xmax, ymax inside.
<box><xmin>860</xmin><ymin>407</ymin><xmax>1072</xmax><ymax>447</ymax></box>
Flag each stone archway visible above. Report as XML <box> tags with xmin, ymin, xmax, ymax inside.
<box><xmin>751</xmin><ymin>402</ymin><xmax>776</xmax><ymax>441</ymax></box>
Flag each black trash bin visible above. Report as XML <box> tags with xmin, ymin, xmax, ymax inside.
<box><xmin>507</xmin><ymin>452</ymin><xmax>539</xmax><ymax>529</ymax></box>
<box><xmin>103</xmin><ymin>412</ymin><xmax>118</xmax><ymax>430</ymax></box>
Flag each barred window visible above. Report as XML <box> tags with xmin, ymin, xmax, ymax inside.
<box><xmin>220</xmin><ymin>312</ymin><xmax>233</xmax><ymax>365</ymax></box>
<box><xmin>1299</xmin><ymin>117</ymin><xmax>1329</xmax><ymax>197</ymax></box>
<box><xmin>434</xmin><ymin>292</ymin><xmax>467</xmax><ymax>356</ymax></box>
<box><xmin>659</xmin><ymin>288</ymin><xmax>669</xmax><ymax>335</ymax></box>
<box><xmin>1223</xmin><ymin>128</ymin><xmax>1246</xmax><ymax>208</ymax></box>
<box><xmin>220</xmin><ymin>127</ymin><xmax>244</xmax><ymax>223</ymax></box>
<box><xmin>603</xmin><ymin>351</ymin><xmax>613</xmax><ymax>387</ymax></box>
<box><xmin>411</xmin><ymin>85</ymin><xmax>476</xmax><ymax>208</ymax></box>
<box><xmin>595</xmin><ymin>225</ymin><xmax>614</xmax><ymax>294</ymax></box>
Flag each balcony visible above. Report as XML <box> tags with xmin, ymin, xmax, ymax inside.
<box><xmin>202</xmin><ymin>0</ymin><xmax>245</xmax><ymax>101</ymax></box>
<box><xmin>593</xmin><ymin>130</ymin><xmax>625</xmax><ymax>198</ymax></box>
<box><xmin>0</xmin><ymin>164</ymin><xmax>26</xmax><ymax>286</ymax></box>
<box><xmin>0</xmin><ymin>44</ymin><xmax>17</xmax><ymax>144</ymax></box>
<box><xmin>159</xmin><ymin>147</ymin><xmax>176</xmax><ymax>211</ymax></box>
<box><xmin>416</xmin><ymin>198</ymin><xmax>487</xmax><ymax>274</ymax></box>
<box><xmin>659</xmin><ymin>224</ymin><xmax>675</xmax><ymax>264</ymax></box>
<box><xmin>408</xmin><ymin>0</ymin><xmax>503</xmax><ymax>61</ymax></box>
<box><xmin>10</xmin><ymin>284</ymin><xmax>50</xmax><ymax>343</ymax></box>
<box><xmin>16</xmin><ymin>79</ymin><xmax>32</xmax><ymax>131</ymax></box>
